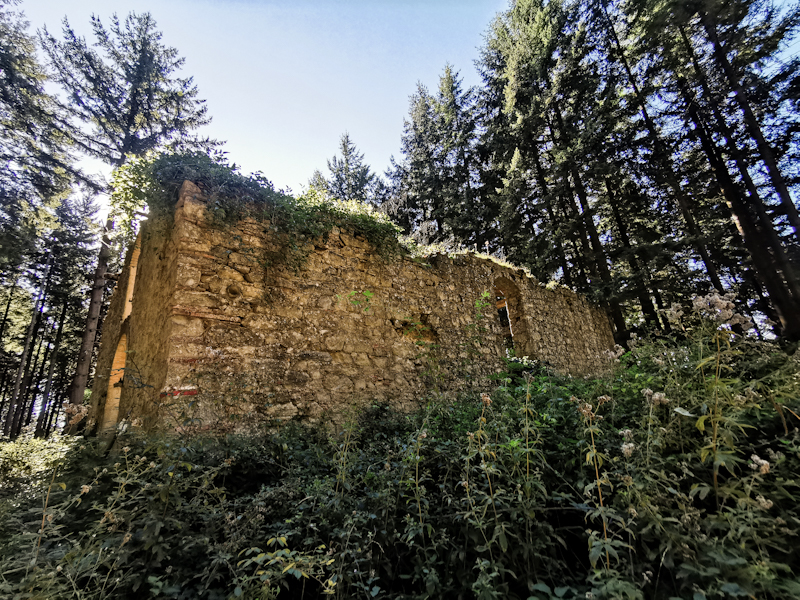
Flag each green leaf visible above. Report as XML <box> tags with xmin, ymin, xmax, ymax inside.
<box><xmin>588</xmin><ymin>542</ymin><xmax>603</xmax><ymax>567</ymax></box>
<box><xmin>530</xmin><ymin>583</ymin><xmax>552</xmax><ymax>594</ymax></box>
<box><xmin>371</xmin><ymin>585</ymin><xmax>381</xmax><ymax>597</ymax></box>
<box><xmin>674</xmin><ymin>407</ymin><xmax>695</xmax><ymax>417</ymax></box>
<box><xmin>695</xmin><ymin>415</ymin><xmax>708</xmax><ymax>432</ymax></box>
<box><xmin>234</xmin><ymin>586</ymin><xmax>243</xmax><ymax>597</ymax></box>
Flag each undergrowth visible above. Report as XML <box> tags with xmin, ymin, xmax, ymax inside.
<box><xmin>110</xmin><ymin>152</ymin><xmax>403</xmax><ymax>266</ymax></box>
<box><xmin>2</xmin><ymin>295</ymin><xmax>800</xmax><ymax>599</ymax></box>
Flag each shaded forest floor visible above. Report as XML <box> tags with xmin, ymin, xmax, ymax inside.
<box><xmin>2</xmin><ymin>308</ymin><xmax>800</xmax><ymax>600</ymax></box>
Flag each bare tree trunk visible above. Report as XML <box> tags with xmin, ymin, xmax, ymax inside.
<box><xmin>533</xmin><ymin>148</ymin><xmax>573</xmax><ymax>288</ymax></box>
<box><xmin>3</xmin><ymin>255</ymin><xmax>51</xmax><ymax>437</ymax></box>
<box><xmin>67</xmin><ymin>219</ymin><xmax>112</xmax><ymax>414</ymax></box>
<box><xmin>0</xmin><ymin>372</ymin><xmax>8</xmax><ymax>423</ymax></box>
<box><xmin>599</xmin><ymin>0</ymin><xmax>724</xmax><ymax>291</ymax></box>
<box><xmin>36</xmin><ymin>302</ymin><xmax>67</xmax><ymax>437</ymax></box>
<box><xmin>699</xmin><ymin>10</ymin><xmax>800</xmax><ymax>243</ymax></box>
<box><xmin>606</xmin><ymin>181</ymin><xmax>662</xmax><ymax>329</ymax></box>
<box><xmin>0</xmin><ymin>276</ymin><xmax>17</xmax><ymax>345</ymax></box>
<box><xmin>12</xmin><ymin>318</ymin><xmax>48</xmax><ymax>437</ymax></box>
<box><xmin>678</xmin><ymin>26</ymin><xmax>800</xmax><ymax>338</ymax></box>
<box><xmin>551</xmin><ymin>107</ymin><xmax>627</xmax><ymax>334</ymax></box>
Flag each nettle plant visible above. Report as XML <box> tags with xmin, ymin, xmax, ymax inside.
<box><xmin>1</xmin><ymin>292</ymin><xmax>799</xmax><ymax>599</ymax></box>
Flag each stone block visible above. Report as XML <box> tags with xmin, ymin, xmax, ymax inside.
<box><xmin>170</xmin><ymin>315</ymin><xmax>205</xmax><ymax>337</ymax></box>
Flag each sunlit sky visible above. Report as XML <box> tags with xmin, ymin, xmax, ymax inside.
<box><xmin>23</xmin><ymin>0</ymin><xmax>507</xmax><ymax>195</ymax></box>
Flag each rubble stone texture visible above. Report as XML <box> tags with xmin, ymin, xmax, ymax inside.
<box><xmin>90</xmin><ymin>181</ymin><xmax>614</xmax><ymax>433</ymax></box>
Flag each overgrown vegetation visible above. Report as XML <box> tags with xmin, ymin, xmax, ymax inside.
<box><xmin>111</xmin><ymin>152</ymin><xmax>403</xmax><ymax>266</ymax></box>
<box><xmin>2</xmin><ymin>296</ymin><xmax>799</xmax><ymax>599</ymax></box>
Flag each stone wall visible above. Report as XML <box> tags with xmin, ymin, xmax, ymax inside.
<box><xmin>90</xmin><ymin>181</ymin><xmax>614</xmax><ymax>432</ymax></box>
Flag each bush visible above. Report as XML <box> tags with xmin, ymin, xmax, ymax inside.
<box><xmin>2</xmin><ymin>294</ymin><xmax>800</xmax><ymax>599</ymax></box>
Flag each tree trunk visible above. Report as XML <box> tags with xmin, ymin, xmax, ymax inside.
<box><xmin>606</xmin><ymin>181</ymin><xmax>661</xmax><ymax>328</ymax></box>
<box><xmin>599</xmin><ymin>0</ymin><xmax>724</xmax><ymax>292</ymax></box>
<box><xmin>36</xmin><ymin>301</ymin><xmax>67</xmax><ymax>437</ymax></box>
<box><xmin>551</xmin><ymin>107</ymin><xmax>627</xmax><ymax>334</ymax></box>
<box><xmin>67</xmin><ymin>219</ymin><xmax>113</xmax><ymax>414</ymax></box>
<box><xmin>533</xmin><ymin>147</ymin><xmax>573</xmax><ymax>288</ymax></box>
<box><xmin>0</xmin><ymin>276</ymin><xmax>17</xmax><ymax>345</ymax></box>
<box><xmin>3</xmin><ymin>255</ymin><xmax>51</xmax><ymax>437</ymax></box>
<box><xmin>678</xmin><ymin>25</ymin><xmax>800</xmax><ymax>337</ymax></box>
<box><xmin>12</xmin><ymin>317</ymin><xmax>47</xmax><ymax>437</ymax></box>
<box><xmin>699</xmin><ymin>10</ymin><xmax>800</xmax><ymax>243</ymax></box>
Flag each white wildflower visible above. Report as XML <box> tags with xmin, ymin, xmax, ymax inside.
<box><xmin>756</xmin><ymin>495</ymin><xmax>773</xmax><ymax>510</ymax></box>
<box><xmin>621</xmin><ymin>443</ymin><xmax>636</xmax><ymax>458</ymax></box>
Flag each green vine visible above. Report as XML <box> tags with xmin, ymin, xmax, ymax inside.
<box><xmin>110</xmin><ymin>152</ymin><xmax>403</xmax><ymax>268</ymax></box>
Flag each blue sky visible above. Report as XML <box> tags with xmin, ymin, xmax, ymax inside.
<box><xmin>23</xmin><ymin>0</ymin><xmax>507</xmax><ymax>194</ymax></box>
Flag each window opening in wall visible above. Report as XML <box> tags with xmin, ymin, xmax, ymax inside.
<box><xmin>493</xmin><ymin>277</ymin><xmax>530</xmax><ymax>356</ymax></box>
<box><xmin>495</xmin><ymin>290</ymin><xmax>514</xmax><ymax>349</ymax></box>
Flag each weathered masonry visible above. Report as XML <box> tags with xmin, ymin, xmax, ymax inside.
<box><xmin>90</xmin><ymin>181</ymin><xmax>614</xmax><ymax>433</ymax></box>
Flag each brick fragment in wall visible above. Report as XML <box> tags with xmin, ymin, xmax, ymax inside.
<box><xmin>90</xmin><ymin>179</ymin><xmax>615</xmax><ymax>434</ymax></box>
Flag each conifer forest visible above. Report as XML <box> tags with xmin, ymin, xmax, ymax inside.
<box><xmin>2</xmin><ymin>0</ymin><xmax>800</xmax><ymax>598</ymax></box>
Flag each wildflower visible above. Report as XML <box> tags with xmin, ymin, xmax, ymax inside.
<box><xmin>665</xmin><ymin>303</ymin><xmax>684</xmax><ymax>323</ymax></box>
<box><xmin>651</xmin><ymin>392</ymin><xmax>669</xmax><ymax>405</ymax></box>
<box><xmin>749</xmin><ymin>454</ymin><xmax>770</xmax><ymax>475</ymax></box>
<box><xmin>577</xmin><ymin>401</ymin><xmax>593</xmax><ymax>418</ymax></box>
<box><xmin>149</xmin><ymin>462</ymin><xmax>157</xmax><ymax>469</ymax></box>
<box><xmin>766</xmin><ymin>448</ymin><xmax>785</xmax><ymax>463</ymax></box>
<box><xmin>619</xmin><ymin>429</ymin><xmax>634</xmax><ymax>442</ymax></box>
<box><xmin>81</xmin><ymin>485</ymin><xmax>92</xmax><ymax>495</ymax></box>
<box><xmin>418</xmin><ymin>429</ymin><xmax>427</xmax><ymax>440</ymax></box>
<box><xmin>756</xmin><ymin>495</ymin><xmax>774</xmax><ymax>510</ymax></box>
<box><xmin>122</xmin><ymin>532</ymin><xmax>132</xmax><ymax>545</ymax></box>
<box><xmin>56</xmin><ymin>565</ymin><xmax>62</xmax><ymax>572</ymax></box>
<box><xmin>621</xmin><ymin>443</ymin><xmax>636</xmax><ymax>458</ymax></box>
<box><xmin>596</xmin><ymin>395</ymin><xmax>611</xmax><ymax>406</ymax></box>
<box><xmin>122</xmin><ymin>446</ymin><xmax>130</xmax><ymax>453</ymax></box>
<box><xmin>641</xmin><ymin>388</ymin><xmax>653</xmax><ymax>399</ymax></box>
<box><xmin>626</xmin><ymin>333</ymin><xmax>639</xmax><ymax>350</ymax></box>
<box><xmin>481</xmin><ymin>393</ymin><xmax>492</xmax><ymax>407</ymax></box>
<box><xmin>603</xmin><ymin>344</ymin><xmax>626</xmax><ymax>362</ymax></box>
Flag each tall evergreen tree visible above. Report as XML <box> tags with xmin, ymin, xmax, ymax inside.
<box><xmin>386</xmin><ymin>67</ymin><xmax>480</xmax><ymax>246</ymax></box>
<box><xmin>39</xmin><ymin>11</ymin><xmax>216</xmax><ymax>415</ymax></box>
<box><xmin>320</xmin><ymin>133</ymin><xmax>385</xmax><ymax>204</ymax></box>
<box><xmin>0</xmin><ymin>0</ymin><xmax>74</xmax><ymax>274</ymax></box>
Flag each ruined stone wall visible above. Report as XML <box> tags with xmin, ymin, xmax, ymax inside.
<box><xmin>91</xmin><ymin>181</ymin><xmax>614</xmax><ymax>431</ymax></box>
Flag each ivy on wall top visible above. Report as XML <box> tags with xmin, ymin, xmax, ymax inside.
<box><xmin>110</xmin><ymin>152</ymin><xmax>403</xmax><ymax>262</ymax></box>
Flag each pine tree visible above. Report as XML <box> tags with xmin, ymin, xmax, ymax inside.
<box><xmin>0</xmin><ymin>0</ymin><xmax>74</xmax><ymax>275</ymax></box>
<box><xmin>39</xmin><ymin>11</ymin><xmax>216</xmax><ymax>416</ymax></box>
<box><xmin>322</xmin><ymin>133</ymin><xmax>384</xmax><ymax>204</ymax></box>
